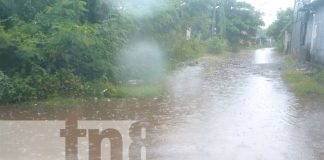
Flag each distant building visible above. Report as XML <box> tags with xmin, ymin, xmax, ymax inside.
<box><xmin>291</xmin><ymin>0</ymin><xmax>324</xmax><ymax>66</ymax></box>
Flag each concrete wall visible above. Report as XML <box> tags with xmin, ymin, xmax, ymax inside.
<box><xmin>310</xmin><ymin>6</ymin><xmax>324</xmax><ymax>65</ymax></box>
<box><xmin>291</xmin><ymin>11</ymin><xmax>306</xmax><ymax>60</ymax></box>
<box><xmin>291</xmin><ymin>1</ymin><xmax>324</xmax><ymax>66</ymax></box>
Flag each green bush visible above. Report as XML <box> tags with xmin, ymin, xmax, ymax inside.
<box><xmin>0</xmin><ymin>71</ymin><xmax>15</xmax><ymax>103</ymax></box>
<box><xmin>274</xmin><ymin>38</ymin><xmax>285</xmax><ymax>52</ymax></box>
<box><xmin>313</xmin><ymin>71</ymin><xmax>324</xmax><ymax>86</ymax></box>
<box><xmin>53</xmin><ymin>70</ymin><xmax>84</xmax><ymax>97</ymax></box>
<box><xmin>11</xmin><ymin>77</ymin><xmax>36</xmax><ymax>102</ymax></box>
<box><xmin>206</xmin><ymin>36</ymin><xmax>229</xmax><ymax>54</ymax></box>
<box><xmin>284</xmin><ymin>54</ymin><xmax>299</xmax><ymax>65</ymax></box>
<box><xmin>169</xmin><ymin>38</ymin><xmax>206</xmax><ymax>62</ymax></box>
<box><xmin>0</xmin><ymin>68</ymin><xmax>86</xmax><ymax>103</ymax></box>
<box><xmin>84</xmin><ymin>76</ymin><xmax>117</xmax><ymax>98</ymax></box>
<box><xmin>0</xmin><ymin>71</ymin><xmax>38</xmax><ymax>103</ymax></box>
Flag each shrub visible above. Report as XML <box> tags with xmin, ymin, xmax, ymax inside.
<box><xmin>313</xmin><ymin>70</ymin><xmax>324</xmax><ymax>86</ymax></box>
<box><xmin>0</xmin><ymin>71</ymin><xmax>15</xmax><ymax>103</ymax></box>
<box><xmin>11</xmin><ymin>77</ymin><xmax>36</xmax><ymax>102</ymax></box>
<box><xmin>0</xmin><ymin>68</ymin><xmax>86</xmax><ymax>103</ymax></box>
<box><xmin>206</xmin><ymin>36</ymin><xmax>229</xmax><ymax>54</ymax></box>
<box><xmin>0</xmin><ymin>71</ymin><xmax>37</xmax><ymax>103</ymax></box>
<box><xmin>83</xmin><ymin>76</ymin><xmax>117</xmax><ymax>98</ymax></box>
<box><xmin>53</xmin><ymin>70</ymin><xmax>84</xmax><ymax>97</ymax></box>
<box><xmin>169</xmin><ymin>38</ymin><xmax>206</xmax><ymax>62</ymax></box>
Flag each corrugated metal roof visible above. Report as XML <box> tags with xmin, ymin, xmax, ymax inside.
<box><xmin>306</xmin><ymin>0</ymin><xmax>324</xmax><ymax>9</ymax></box>
<box><xmin>299</xmin><ymin>0</ymin><xmax>324</xmax><ymax>11</ymax></box>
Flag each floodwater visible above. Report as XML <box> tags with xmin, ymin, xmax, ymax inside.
<box><xmin>1</xmin><ymin>48</ymin><xmax>324</xmax><ymax>160</ymax></box>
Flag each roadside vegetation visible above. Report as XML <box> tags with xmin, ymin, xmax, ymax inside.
<box><xmin>283</xmin><ymin>69</ymin><xmax>324</xmax><ymax>99</ymax></box>
<box><xmin>267</xmin><ymin>8</ymin><xmax>293</xmax><ymax>52</ymax></box>
<box><xmin>0</xmin><ymin>0</ymin><xmax>263</xmax><ymax>104</ymax></box>
<box><xmin>266</xmin><ymin>8</ymin><xmax>324</xmax><ymax>100</ymax></box>
<box><xmin>278</xmin><ymin>48</ymin><xmax>324</xmax><ymax>99</ymax></box>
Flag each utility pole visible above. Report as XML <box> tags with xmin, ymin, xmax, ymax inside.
<box><xmin>219</xmin><ymin>0</ymin><xmax>226</xmax><ymax>37</ymax></box>
<box><xmin>211</xmin><ymin>5</ymin><xmax>217</xmax><ymax>37</ymax></box>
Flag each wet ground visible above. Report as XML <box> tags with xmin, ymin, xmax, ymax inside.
<box><xmin>1</xmin><ymin>48</ymin><xmax>324</xmax><ymax>160</ymax></box>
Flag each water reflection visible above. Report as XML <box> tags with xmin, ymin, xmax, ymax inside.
<box><xmin>0</xmin><ymin>48</ymin><xmax>323</xmax><ymax>159</ymax></box>
<box><xmin>255</xmin><ymin>48</ymin><xmax>274</xmax><ymax>64</ymax></box>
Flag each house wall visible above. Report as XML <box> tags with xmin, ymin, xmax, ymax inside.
<box><xmin>291</xmin><ymin>11</ymin><xmax>307</xmax><ymax>60</ymax></box>
<box><xmin>305</xmin><ymin>14</ymin><xmax>313</xmax><ymax>48</ymax></box>
<box><xmin>311</xmin><ymin>6</ymin><xmax>324</xmax><ymax>65</ymax></box>
<box><xmin>291</xmin><ymin>1</ymin><xmax>324</xmax><ymax>66</ymax></box>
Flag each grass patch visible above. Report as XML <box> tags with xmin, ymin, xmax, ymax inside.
<box><xmin>282</xmin><ymin>69</ymin><xmax>324</xmax><ymax>98</ymax></box>
<box><xmin>0</xmin><ymin>97</ymin><xmax>89</xmax><ymax>108</ymax></box>
<box><xmin>284</xmin><ymin>54</ymin><xmax>299</xmax><ymax>65</ymax></box>
<box><xmin>14</xmin><ymin>83</ymin><xmax>167</xmax><ymax>107</ymax></box>
<box><xmin>114</xmin><ymin>84</ymin><xmax>166</xmax><ymax>98</ymax></box>
<box><xmin>312</xmin><ymin>70</ymin><xmax>324</xmax><ymax>83</ymax></box>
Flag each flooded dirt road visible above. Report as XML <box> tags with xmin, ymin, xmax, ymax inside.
<box><xmin>1</xmin><ymin>48</ymin><xmax>324</xmax><ymax>160</ymax></box>
<box><xmin>150</xmin><ymin>48</ymin><xmax>323</xmax><ymax>160</ymax></box>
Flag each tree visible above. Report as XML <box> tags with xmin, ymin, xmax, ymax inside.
<box><xmin>0</xmin><ymin>0</ymin><xmax>134</xmax><ymax>102</ymax></box>
<box><xmin>0</xmin><ymin>0</ymin><xmax>264</xmax><ymax>103</ymax></box>
<box><xmin>219</xmin><ymin>0</ymin><xmax>264</xmax><ymax>50</ymax></box>
<box><xmin>267</xmin><ymin>8</ymin><xmax>293</xmax><ymax>41</ymax></box>
<box><xmin>85</xmin><ymin>0</ymin><xmax>115</xmax><ymax>23</ymax></box>
<box><xmin>0</xmin><ymin>0</ymin><xmax>55</xmax><ymax>21</ymax></box>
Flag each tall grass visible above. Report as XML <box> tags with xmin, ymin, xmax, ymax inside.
<box><xmin>282</xmin><ymin>70</ymin><xmax>324</xmax><ymax>98</ymax></box>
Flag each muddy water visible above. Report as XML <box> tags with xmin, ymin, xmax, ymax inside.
<box><xmin>1</xmin><ymin>48</ymin><xmax>324</xmax><ymax>160</ymax></box>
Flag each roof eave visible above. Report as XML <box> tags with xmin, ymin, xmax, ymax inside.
<box><xmin>305</xmin><ymin>0</ymin><xmax>324</xmax><ymax>9</ymax></box>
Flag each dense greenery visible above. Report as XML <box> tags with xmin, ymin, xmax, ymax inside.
<box><xmin>0</xmin><ymin>0</ymin><xmax>263</xmax><ymax>103</ymax></box>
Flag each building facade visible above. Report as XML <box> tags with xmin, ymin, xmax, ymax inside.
<box><xmin>291</xmin><ymin>0</ymin><xmax>324</xmax><ymax>66</ymax></box>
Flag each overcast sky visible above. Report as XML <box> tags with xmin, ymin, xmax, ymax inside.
<box><xmin>239</xmin><ymin>0</ymin><xmax>295</xmax><ymax>27</ymax></box>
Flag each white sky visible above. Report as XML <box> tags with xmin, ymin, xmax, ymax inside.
<box><xmin>239</xmin><ymin>0</ymin><xmax>295</xmax><ymax>27</ymax></box>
